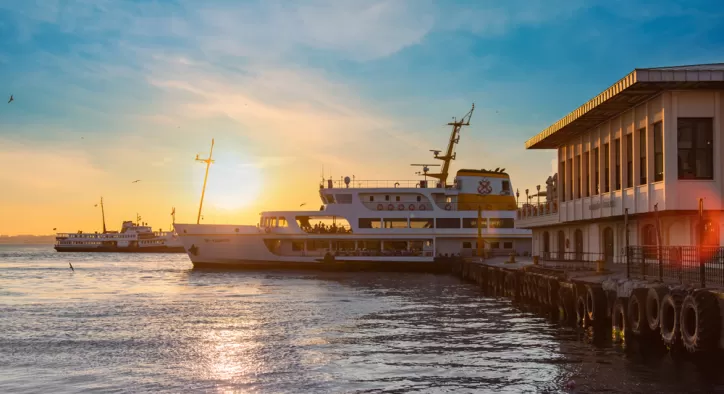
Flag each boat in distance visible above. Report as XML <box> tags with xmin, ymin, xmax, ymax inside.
<box><xmin>174</xmin><ymin>104</ymin><xmax>533</xmax><ymax>270</ymax></box>
<box><xmin>55</xmin><ymin>220</ymin><xmax>184</xmax><ymax>253</ymax></box>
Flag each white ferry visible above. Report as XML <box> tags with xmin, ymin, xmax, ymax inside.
<box><xmin>174</xmin><ymin>105</ymin><xmax>532</xmax><ymax>269</ymax></box>
<box><xmin>55</xmin><ymin>200</ymin><xmax>184</xmax><ymax>253</ymax></box>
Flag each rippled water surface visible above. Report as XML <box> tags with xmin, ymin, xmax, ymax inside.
<box><xmin>2</xmin><ymin>244</ymin><xmax>724</xmax><ymax>393</ymax></box>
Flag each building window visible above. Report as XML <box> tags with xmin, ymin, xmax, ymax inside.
<box><xmin>568</xmin><ymin>158</ymin><xmax>573</xmax><ymax>200</ymax></box>
<box><xmin>603</xmin><ymin>143</ymin><xmax>610</xmax><ymax>192</ymax></box>
<box><xmin>639</xmin><ymin>128</ymin><xmax>647</xmax><ymax>184</ymax></box>
<box><xmin>583</xmin><ymin>151</ymin><xmax>590</xmax><ymax>197</ymax></box>
<box><xmin>490</xmin><ymin>242</ymin><xmax>500</xmax><ymax>249</ymax></box>
<box><xmin>653</xmin><ymin>122</ymin><xmax>663</xmax><ymax>182</ymax></box>
<box><xmin>560</xmin><ymin>160</ymin><xmax>566</xmax><ymax>202</ymax></box>
<box><xmin>575</xmin><ymin>155</ymin><xmax>581</xmax><ymax>198</ymax></box>
<box><xmin>503</xmin><ymin>242</ymin><xmax>513</xmax><ymax>249</ymax></box>
<box><xmin>626</xmin><ymin>134</ymin><xmax>633</xmax><ymax>188</ymax></box>
<box><xmin>678</xmin><ymin>118</ymin><xmax>713</xmax><ymax>180</ymax></box>
<box><xmin>462</xmin><ymin>241</ymin><xmax>472</xmax><ymax>249</ymax></box>
<box><xmin>614</xmin><ymin>138</ymin><xmax>621</xmax><ymax>190</ymax></box>
<box><xmin>593</xmin><ymin>147</ymin><xmax>599</xmax><ymax>195</ymax></box>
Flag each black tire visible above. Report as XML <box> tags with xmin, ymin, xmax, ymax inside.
<box><xmin>646</xmin><ymin>285</ymin><xmax>669</xmax><ymax>331</ymax></box>
<box><xmin>628</xmin><ymin>288</ymin><xmax>651</xmax><ymax>336</ymax></box>
<box><xmin>680</xmin><ymin>290</ymin><xmax>721</xmax><ymax>353</ymax></box>
<box><xmin>612</xmin><ymin>297</ymin><xmax>629</xmax><ymax>343</ymax></box>
<box><xmin>558</xmin><ymin>286</ymin><xmax>575</xmax><ymax>324</ymax></box>
<box><xmin>606</xmin><ymin>290</ymin><xmax>617</xmax><ymax>319</ymax></box>
<box><xmin>576</xmin><ymin>293</ymin><xmax>589</xmax><ymax>328</ymax></box>
<box><xmin>586</xmin><ymin>285</ymin><xmax>607</xmax><ymax>322</ymax></box>
<box><xmin>660</xmin><ymin>290</ymin><xmax>685</xmax><ymax>347</ymax></box>
<box><xmin>547</xmin><ymin>279</ymin><xmax>560</xmax><ymax>306</ymax></box>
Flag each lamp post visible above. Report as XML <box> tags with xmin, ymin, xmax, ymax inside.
<box><xmin>516</xmin><ymin>189</ymin><xmax>519</xmax><ymax>206</ymax></box>
<box><xmin>536</xmin><ymin>184</ymin><xmax>541</xmax><ymax>207</ymax></box>
<box><xmin>525</xmin><ymin>189</ymin><xmax>529</xmax><ymax>205</ymax></box>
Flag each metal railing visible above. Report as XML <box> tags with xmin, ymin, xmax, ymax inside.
<box><xmin>320</xmin><ymin>180</ymin><xmax>446</xmax><ymax>189</ymax></box>
<box><xmin>626</xmin><ymin>246</ymin><xmax>724</xmax><ymax>287</ymax></box>
<box><xmin>517</xmin><ymin>201</ymin><xmax>558</xmax><ymax>219</ymax></box>
<box><xmin>433</xmin><ymin>201</ymin><xmax>520</xmax><ymax>211</ymax></box>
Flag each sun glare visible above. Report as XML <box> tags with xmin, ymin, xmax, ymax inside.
<box><xmin>194</xmin><ymin>151</ymin><xmax>263</xmax><ymax>211</ymax></box>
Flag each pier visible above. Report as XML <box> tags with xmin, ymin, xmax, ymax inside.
<box><xmin>446</xmin><ymin>254</ymin><xmax>724</xmax><ymax>355</ymax></box>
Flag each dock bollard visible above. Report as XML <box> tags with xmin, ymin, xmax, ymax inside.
<box><xmin>532</xmin><ymin>255</ymin><xmax>539</xmax><ymax>265</ymax></box>
<box><xmin>596</xmin><ymin>259</ymin><xmax>605</xmax><ymax>273</ymax></box>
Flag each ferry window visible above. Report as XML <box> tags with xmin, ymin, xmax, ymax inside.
<box><xmin>278</xmin><ymin>217</ymin><xmax>287</xmax><ymax>227</ymax></box>
<box><xmin>502</xmin><ymin>180</ymin><xmax>510</xmax><ymax>193</ymax></box>
<box><xmin>385</xmin><ymin>195</ymin><xmax>390</xmax><ymax>201</ymax></box>
<box><xmin>491</xmin><ymin>242</ymin><xmax>500</xmax><ymax>249</ymax></box>
<box><xmin>603</xmin><ymin>143</ymin><xmax>610</xmax><ymax>192</ymax></box>
<box><xmin>336</xmin><ymin>194</ymin><xmax>353</xmax><ymax>204</ymax></box>
<box><xmin>369</xmin><ymin>196</ymin><xmax>374</xmax><ymax>202</ymax></box>
<box><xmin>503</xmin><ymin>242</ymin><xmax>513</xmax><ymax>249</ymax></box>
<box><xmin>436</xmin><ymin>218</ymin><xmax>460</xmax><ymax>228</ymax></box>
<box><xmin>306</xmin><ymin>240</ymin><xmax>329</xmax><ymax>251</ymax></box>
<box><xmin>292</xmin><ymin>241</ymin><xmax>304</xmax><ymax>251</ymax></box>
<box><xmin>489</xmin><ymin>218</ymin><xmax>514</xmax><ymax>228</ymax></box>
<box><xmin>395</xmin><ymin>196</ymin><xmax>400</xmax><ymax>202</ymax></box>
<box><xmin>384</xmin><ymin>219</ymin><xmax>408</xmax><ymax>229</ymax></box>
<box><xmin>416</xmin><ymin>196</ymin><xmax>421</xmax><ymax>202</ymax></box>
<box><xmin>410</xmin><ymin>218</ymin><xmax>434</xmax><ymax>228</ymax></box>
<box><xmin>462</xmin><ymin>218</ymin><xmax>487</xmax><ymax>228</ymax></box>
<box><xmin>615</xmin><ymin>138</ymin><xmax>621</xmax><ymax>190</ymax></box>
<box><xmin>639</xmin><ymin>128</ymin><xmax>647</xmax><ymax>184</ymax></box>
<box><xmin>358</xmin><ymin>218</ymin><xmax>382</xmax><ymax>228</ymax></box>
<box><xmin>677</xmin><ymin>118</ymin><xmax>713</xmax><ymax>180</ymax></box>
<box><xmin>653</xmin><ymin>121</ymin><xmax>663</xmax><ymax>182</ymax></box>
<box><xmin>626</xmin><ymin>134</ymin><xmax>633</xmax><ymax>188</ymax></box>
<box><xmin>462</xmin><ymin>242</ymin><xmax>472</xmax><ymax>249</ymax></box>
<box><xmin>325</xmin><ymin>194</ymin><xmax>336</xmax><ymax>203</ymax></box>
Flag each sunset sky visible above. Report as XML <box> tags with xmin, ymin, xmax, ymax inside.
<box><xmin>1</xmin><ymin>0</ymin><xmax>723</xmax><ymax>235</ymax></box>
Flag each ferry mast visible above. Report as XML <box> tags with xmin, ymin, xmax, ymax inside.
<box><xmin>195</xmin><ymin>139</ymin><xmax>215</xmax><ymax>225</ymax></box>
<box><xmin>426</xmin><ymin>104</ymin><xmax>474</xmax><ymax>186</ymax></box>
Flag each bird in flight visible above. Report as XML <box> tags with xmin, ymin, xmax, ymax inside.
<box><xmin>69</xmin><ymin>262</ymin><xmax>74</xmax><ymax>272</ymax></box>
<box><xmin>7</xmin><ymin>94</ymin><xmax>13</xmax><ymax>104</ymax></box>
<box><xmin>300</xmin><ymin>203</ymin><xmax>306</xmax><ymax>207</ymax></box>
<box><xmin>132</xmin><ymin>179</ymin><xmax>141</xmax><ymax>183</ymax></box>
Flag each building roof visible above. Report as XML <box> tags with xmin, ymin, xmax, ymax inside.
<box><xmin>525</xmin><ymin>63</ymin><xmax>724</xmax><ymax>149</ymax></box>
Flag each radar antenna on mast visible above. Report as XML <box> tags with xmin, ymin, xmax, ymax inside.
<box><xmin>411</xmin><ymin>163</ymin><xmax>440</xmax><ymax>182</ymax></box>
<box><xmin>425</xmin><ymin>104</ymin><xmax>474</xmax><ymax>186</ymax></box>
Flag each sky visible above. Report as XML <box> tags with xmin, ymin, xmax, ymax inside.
<box><xmin>1</xmin><ymin>0</ymin><xmax>723</xmax><ymax>235</ymax></box>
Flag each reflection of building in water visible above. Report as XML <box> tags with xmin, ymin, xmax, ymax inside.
<box><xmin>517</xmin><ymin>64</ymin><xmax>724</xmax><ymax>264</ymax></box>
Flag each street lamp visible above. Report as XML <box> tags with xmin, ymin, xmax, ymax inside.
<box><xmin>516</xmin><ymin>189</ymin><xmax>520</xmax><ymax>206</ymax></box>
<box><xmin>536</xmin><ymin>184</ymin><xmax>541</xmax><ymax>207</ymax></box>
<box><xmin>525</xmin><ymin>189</ymin><xmax>529</xmax><ymax>204</ymax></box>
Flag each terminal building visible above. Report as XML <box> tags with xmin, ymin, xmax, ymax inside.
<box><xmin>517</xmin><ymin>64</ymin><xmax>724</xmax><ymax>264</ymax></box>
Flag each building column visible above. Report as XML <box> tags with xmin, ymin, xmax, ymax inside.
<box><xmin>663</xmin><ymin>92</ymin><xmax>677</xmax><ymax>209</ymax></box>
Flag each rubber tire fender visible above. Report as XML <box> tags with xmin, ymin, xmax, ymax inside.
<box><xmin>628</xmin><ymin>288</ymin><xmax>651</xmax><ymax>336</ymax></box>
<box><xmin>659</xmin><ymin>290</ymin><xmax>685</xmax><ymax>347</ymax></box>
<box><xmin>612</xmin><ymin>297</ymin><xmax>629</xmax><ymax>343</ymax></box>
<box><xmin>646</xmin><ymin>285</ymin><xmax>669</xmax><ymax>331</ymax></box>
<box><xmin>546</xmin><ymin>279</ymin><xmax>560</xmax><ymax>306</ymax></box>
<box><xmin>586</xmin><ymin>285</ymin><xmax>607</xmax><ymax>322</ymax></box>
<box><xmin>680</xmin><ymin>290</ymin><xmax>721</xmax><ymax>353</ymax></box>
<box><xmin>576</xmin><ymin>293</ymin><xmax>589</xmax><ymax>328</ymax></box>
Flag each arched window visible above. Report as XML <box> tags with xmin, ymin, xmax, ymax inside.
<box><xmin>700</xmin><ymin>220</ymin><xmax>720</xmax><ymax>246</ymax></box>
<box><xmin>574</xmin><ymin>229</ymin><xmax>583</xmax><ymax>261</ymax></box>
<box><xmin>642</xmin><ymin>224</ymin><xmax>657</xmax><ymax>246</ymax></box>
<box><xmin>557</xmin><ymin>230</ymin><xmax>566</xmax><ymax>260</ymax></box>
<box><xmin>542</xmin><ymin>231</ymin><xmax>550</xmax><ymax>259</ymax></box>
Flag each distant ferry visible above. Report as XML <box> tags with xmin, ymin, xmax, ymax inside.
<box><xmin>55</xmin><ymin>220</ymin><xmax>184</xmax><ymax>253</ymax></box>
<box><xmin>174</xmin><ymin>105</ymin><xmax>533</xmax><ymax>269</ymax></box>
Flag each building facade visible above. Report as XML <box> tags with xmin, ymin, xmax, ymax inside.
<box><xmin>517</xmin><ymin>64</ymin><xmax>724</xmax><ymax>263</ymax></box>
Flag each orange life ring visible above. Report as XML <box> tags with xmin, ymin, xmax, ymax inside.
<box><xmin>419</xmin><ymin>204</ymin><xmax>426</xmax><ymax>211</ymax></box>
<box><xmin>398</xmin><ymin>203</ymin><xmax>405</xmax><ymax>210</ymax></box>
<box><xmin>377</xmin><ymin>203</ymin><xmax>383</xmax><ymax>211</ymax></box>
<box><xmin>387</xmin><ymin>204</ymin><xmax>394</xmax><ymax>210</ymax></box>
<box><xmin>444</xmin><ymin>203</ymin><xmax>452</xmax><ymax>211</ymax></box>
<box><xmin>408</xmin><ymin>204</ymin><xmax>415</xmax><ymax>211</ymax></box>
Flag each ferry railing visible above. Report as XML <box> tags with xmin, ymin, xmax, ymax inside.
<box><xmin>516</xmin><ymin>201</ymin><xmax>558</xmax><ymax>219</ymax></box>
<box><xmin>627</xmin><ymin>246</ymin><xmax>724</xmax><ymax>287</ymax></box>
<box><xmin>433</xmin><ymin>201</ymin><xmax>520</xmax><ymax>211</ymax></box>
<box><xmin>363</xmin><ymin>201</ymin><xmax>436</xmax><ymax>212</ymax></box>
<box><xmin>320</xmin><ymin>180</ymin><xmax>441</xmax><ymax>189</ymax></box>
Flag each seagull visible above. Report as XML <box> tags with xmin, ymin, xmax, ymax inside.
<box><xmin>300</xmin><ymin>203</ymin><xmax>306</xmax><ymax>207</ymax></box>
<box><xmin>7</xmin><ymin>94</ymin><xmax>13</xmax><ymax>104</ymax></box>
<box><xmin>53</xmin><ymin>228</ymin><xmax>57</xmax><ymax>231</ymax></box>
<box><xmin>132</xmin><ymin>179</ymin><xmax>141</xmax><ymax>183</ymax></box>
<box><xmin>69</xmin><ymin>262</ymin><xmax>74</xmax><ymax>272</ymax></box>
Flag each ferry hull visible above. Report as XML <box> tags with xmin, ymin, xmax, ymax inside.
<box><xmin>189</xmin><ymin>259</ymin><xmax>450</xmax><ymax>273</ymax></box>
<box><xmin>54</xmin><ymin>246</ymin><xmax>186</xmax><ymax>253</ymax></box>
